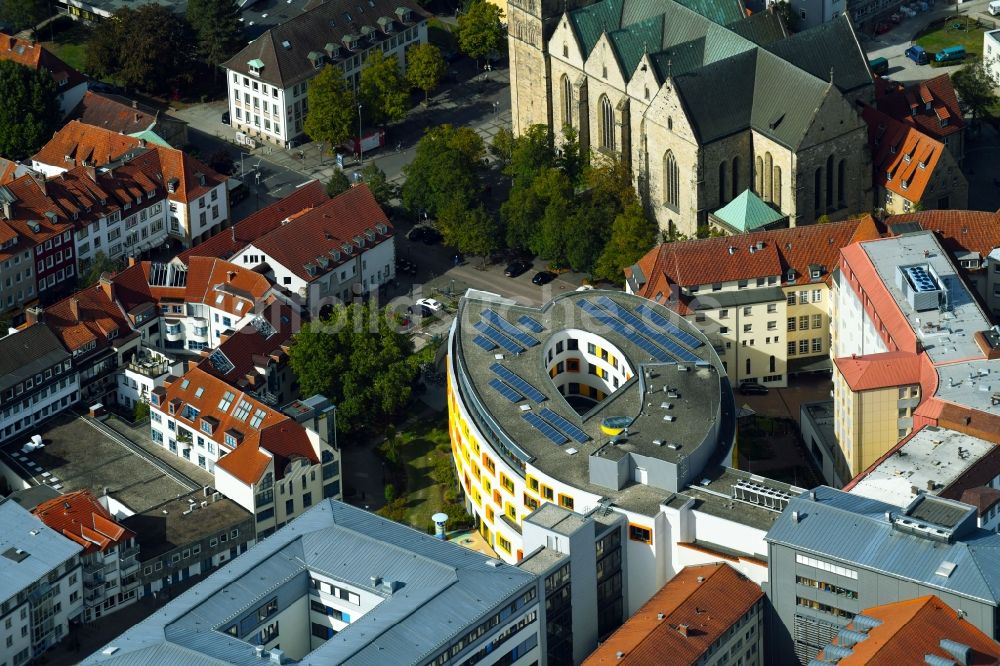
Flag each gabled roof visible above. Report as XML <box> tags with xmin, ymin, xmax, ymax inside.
<box><xmin>764</xmin><ymin>15</ymin><xmax>871</xmax><ymax>93</ymax></box>
<box><xmin>197</xmin><ymin>301</ymin><xmax>295</xmax><ymax>387</ymax></box>
<box><xmin>960</xmin><ymin>487</ymin><xmax>1000</xmax><ymax>517</ymax></box>
<box><xmin>863</xmin><ymin>105</ymin><xmax>945</xmax><ymax>202</ymax></box>
<box><xmin>125</xmin><ymin>143</ymin><xmax>226</xmax><ymax>204</ymax></box>
<box><xmin>70</xmin><ymin>91</ymin><xmax>159</xmax><ymax>136</ymax></box>
<box><xmin>833</xmin><ymin>351</ymin><xmax>923</xmax><ymax>391</ymax></box>
<box><xmin>886</xmin><ymin>210</ymin><xmax>1000</xmax><ymax>261</ymax></box>
<box><xmin>32</xmin><ymin>120</ymin><xmax>142</xmax><ymax>171</ymax></box>
<box><xmin>583</xmin><ymin>563</ymin><xmax>763</xmax><ymax>665</ymax></box>
<box><xmin>818</xmin><ymin>596</ymin><xmax>1000</xmax><ymax>664</ymax></box>
<box><xmin>0</xmin><ymin>33</ymin><xmax>86</xmax><ymax>91</ymax></box>
<box><xmin>32</xmin><ymin>489</ymin><xmax>133</xmax><ymax>555</ymax></box>
<box><xmin>876</xmin><ymin>74</ymin><xmax>966</xmax><ymax>141</ymax></box>
<box><xmin>176</xmin><ymin>180</ymin><xmax>327</xmax><ymax>264</ymax></box>
<box><xmin>712</xmin><ymin>187</ymin><xmax>785</xmax><ymax>232</ymax></box>
<box><xmin>249</xmin><ymin>184</ymin><xmax>392</xmax><ymax>282</ymax></box>
<box><xmin>43</xmin><ymin>280</ymin><xmax>133</xmax><ymax>353</ymax></box>
<box><xmin>0</xmin><ymin>324</ymin><xmax>69</xmax><ymax>393</ymax></box>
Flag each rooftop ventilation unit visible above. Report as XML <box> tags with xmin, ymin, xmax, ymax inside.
<box><xmin>896</xmin><ymin>263</ymin><xmax>944</xmax><ymax>312</ymax></box>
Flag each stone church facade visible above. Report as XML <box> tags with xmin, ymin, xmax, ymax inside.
<box><xmin>509</xmin><ymin>0</ymin><xmax>876</xmax><ymax>237</ymax></box>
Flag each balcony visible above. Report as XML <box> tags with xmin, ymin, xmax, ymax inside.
<box><xmin>127</xmin><ymin>354</ymin><xmax>170</xmax><ymax>379</ymax></box>
<box><xmin>84</xmin><ymin>588</ymin><xmax>103</xmax><ymax>604</ymax></box>
<box><xmin>83</xmin><ymin>576</ymin><xmax>103</xmax><ymax>590</ymax></box>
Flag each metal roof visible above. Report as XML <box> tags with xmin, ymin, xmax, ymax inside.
<box><xmin>0</xmin><ymin>499</ymin><xmax>82</xmax><ymax>605</ymax></box>
<box><xmin>712</xmin><ymin>188</ymin><xmax>786</xmax><ymax>232</ymax></box>
<box><xmin>83</xmin><ymin>501</ymin><xmax>537</xmax><ymax>665</ymax></box>
<box><xmin>766</xmin><ymin>487</ymin><xmax>1000</xmax><ymax>605</ymax></box>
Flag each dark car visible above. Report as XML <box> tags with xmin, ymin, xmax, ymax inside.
<box><xmin>221</xmin><ymin>110</ymin><xmax>231</xmax><ymax>125</ymax></box>
<box><xmin>505</xmin><ymin>261</ymin><xmax>529</xmax><ymax>277</ymax></box>
<box><xmin>532</xmin><ymin>271</ymin><xmax>555</xmax><ymax>285</ymax></box>
<box><xmin>739</xmin><ymin>382</ymin><xmax>769</xmax><ymax>396</ymax></box>
<box><xmin>421</xmin><ymin>228</ymin><xmax>442</xmax><ymax>244</ymax></box>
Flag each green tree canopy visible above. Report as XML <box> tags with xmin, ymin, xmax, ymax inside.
<box><xmin>360</xmin><ymin>163</ymin><xmax>395</xmax><ymax>207</ymax></box>
<box><xmin>85</xmin><ymin>5</ymin><xmax>195</xmax><ymax>95</ymax></box>
<box><xmin>406</xmin><ymin>42</ymin><xmax>446</xmax><ymax>103</ymax></box>
<box><xmin>456</xmin><ymin>0</ymin><xmax>504</xmax><ymax>66</ymax></box>
<box><xmin>287</xmin><ymin>303</ymin><xmax>419</xmax><ymax>433</ymax></box>
<box><xmin>593</xmin><ymin>202</ymin><xmax>658</xmax><ymax>282</ymax></box>
<box><xmin>326</xmin><ymin>169</ymin><xmax>351</xmax><ymax>197</ymax></box>
<box><xmin>359</xmin><ymin>50</ymin><xmax>409</xmax><ymax>126</ymax></box>
<box><xmin>0</xmin><ymin>60</ymin><xmax>60</xmax><ymax>160</ymax></box>
<box><xmin>401</xmin><ymin>124</ymin><xmax>485</xmax><ymax>217</ymax></box>
<box><xmin>951</xmin><ymin>63</ymin><xmax>998</xmax><ymax>121</ymax></box>
<box><xmin>304</xmin><ymin>64</ymin><xmax>357</xmax><ymax>157</ymax></box>
<box><xmin>438</xmin><ymin>200</ymin><xmax>501</xmax><ymax>260</ymax></box>
<box><xmin>186</xmin><ymin>0</ymin><xmax>243</xmax><ymax>80</ymax></box>
<box><xmin>489</xmin><ymin>127</ymin><xmax>515</xmax><ymax>168</ymax></box>
<box><xmin>78</xmin><ymin>251</ymin><xmax>124</xmax><ymax>288</ymax></box>
<box><xmin>0</xmin><ymin>0</ymin><xmax>47</xmax><ymax>34</ymax></box>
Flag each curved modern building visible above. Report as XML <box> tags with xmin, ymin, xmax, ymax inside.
<box><xmin>447</xmin><ymin>290</ymin><xmax>735</xmax><ymax>608</ymax></box>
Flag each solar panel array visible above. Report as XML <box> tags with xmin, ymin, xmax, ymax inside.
<box><xmin>522</xmin><ymin>412</ymin><xmax>568</xmax><ymax>444</ymax></box>
<box><xmin>636</xmin><ymin>303</ymin><xmax>704</xmax><ymax>349</ymax></box>
<box><xmin>539</xmin><ymin>408</ymin><xmax>590</xmax><ymax>443</ymax></box>
<box><xmin>597</xmin><ymin>296</ymin><xmax>701</xmax><ymax>364</ymax></box>
<box><xmin>577</xmin><ymin>300</ymin><xmax>673</xmax><ymax>362</ymax></box>
<box><xmin>490</xmin><ymin>363</ymin><xmax>547</xmax><ymax>402</ymax></box>
<box><xmin>474</xmin><ymin>321</ymin><xmax>525</xmax><ymax>354</ymax></box>
<box><xmin>517</xmin><ymin>315</ymin><xmax>545</xmax><ymax>333</ymax></box>
<box><xmin>472</xmin><ymin>335</ymin><xmax>497</xmax><ymax>352</ymax></box>
<box><xmin>489</xmin><ymin>378</ymin><xmax>524</xmax><ymax>403</ymax></box>
<box><xmin>482</xmin><ymin>309</ymin><xmax>539</xmax><ymax>347</ymax></box>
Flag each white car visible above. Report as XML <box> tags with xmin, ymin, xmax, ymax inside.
<box><xmin>575</xmin><ymin>284</ymin><xmax>595</xmax><ymax>291</ymax></box>
<box><xmin>415</xmin><ymin>298</ymin><xmax>443</xmax><ymax>312</ymax></box>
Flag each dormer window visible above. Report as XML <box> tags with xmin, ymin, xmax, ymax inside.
<box><xmin>394</xmin><ymin>6</ymin><xmax>412</xmax><ymax>22</ymax></box>
<box><xmin>885</xmin><ymin>171</ymin><xmax>892</xmax><ymax>181</ymax></box>
<box><xmin>308</xmin><ymin>51</ymin><xmax>325</xmax><ymax>68</ymax></box>
<box><xmin>248</xmin><ymin>59</ymin><xmax>264</xmax><ymax>76</ymax></box>
<box><xmin>918</xmin><ymin>161</ymin><xmax>926</xmax><ymax>169</ymax></box>
<box><xmin>901</xmin><ymin>179</ymin><xmax>909</xmax><ymax>190</ymax></box>
<box><xmin>904</xmin><ymin>153</ymin><xmax>911</xmax><ymax>163</ymax></box>
<box><xmin>940</xmin><ymin>118</ymin><xmax>949</xmax><ymax>127</ymax></box>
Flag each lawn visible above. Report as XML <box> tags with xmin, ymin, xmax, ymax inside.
<box><xmin>915</xmin><ymin>16</ymin><xmax>986</xmax><ymax>64</ymax></box>
<box><xmin>41</xmin><ymin>17</ymin><xmax>92</xmax><ymax>75</ymax></box>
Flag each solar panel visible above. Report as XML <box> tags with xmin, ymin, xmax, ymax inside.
<box><xmin>636</xmin><ymin>303</ymin><xmax>704</xmax><ymax>349</ymax></box>
<box><xmin>482</xmin><ymin>309</ymin><xmax>539</xmax><ymax>347</ymax></box>
<box><xmin>474</xmin><ymin>321</ymin><xmax>525</xmax><ymax>354</ymax></box>
<box><xmin>490</xmin><ymin>363</ymin><xmax>547</xmax><ymax>402</ymax></box>
<box><xmin>577</xmin><ymin>300</ymin><xmax>673</xmax><ymax>362</ymax></box>
<box><xmin>539</xmin><ymin>408</ymin><xmax>590</xmax><ymax>443</ymax></box>
<box><xmin>522</xmin><ymin>412</ymin><xmax>568</xmax><ymax>444</ymax></box>
<box><xmin>488</xmin><ymin>378</ymin><xmax>524</xmax><ymax>403</ymax></box>
<box><xmin>472</xmin><ymin>335</ymin><xmax>497</xmax><ymax>352</ymax></box>
<box><xmin>597</xmin><ymin>297</ymin><xmax>701</xmax><ymax>363</ymax></box>
<box><xmin>517</xmin><ymin>315</ymin><xmax>545</xmax><ymax>333</ymax></box>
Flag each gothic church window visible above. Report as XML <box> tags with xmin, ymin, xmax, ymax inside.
<box><xmin>562</xmin><ymin>75</ymin><xmax>572</xmax><ymax>128</ymax></box>
<box><xmin>600</xmin><ymin>95</ymin><xmax>615</xmax><ymax>150</ymax></box>
<box><xmin>664</xmin><ymin>150</ymin><xmax>679</xmax><ymax>209</ymax></box>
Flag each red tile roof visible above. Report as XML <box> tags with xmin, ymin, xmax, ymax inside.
<box><xmin>826</xmin><ymin>596</ymin><xmax>1000</xmax><ymax>665</ymax></box>
<box><xmin>32</xmin><ymin>120</ymin><xmax>142</xmax><ymax>172</ymax></box>
<box><xmin>630</xmin><ymin>216</ymin><xmax>881</xmax><ymax>307</ymax></box>
<box><xmin>833</xmin><ymin>351</ymin><xmax>923</xmax><ymax>391</ymax></box>
<box><xmin>71</xmin><ymin>91</ymin><xmax>158</xmax><ymax>136</ymax></box>
<box><xmin>887</xmin><ymin>211</ymin><xmax>1000</xmax><ymax>260</ymax></box>
<box><xmin>0</xmin><ymin>173</ymin><xmax>75</xmax><ymax>262</ymax></box>
<box><xmin>250</xmin><ymin>185</ymin><xmax>392</xmax><ymax>282</ymax></box>
<box><xmin>0</xmin><ymin>33</ymin><xmax>86</xmax><ymax>92</ymax></box>
<box><xmin>129</xmin><ymin>144</ymin><xmax>227</xmax><ymax>204</ymax></box>
<box><xmin>176</xmin><ymin>180</ymin><xmax>327</xmax><ymax>264</ymax></box>
<box><xmin>197</xmin><ymin>300</ymin><xmax>295</xmax><ymax>387</ymax></box>
<box><xmin>863</xmin><ymin>106</ymin><xmax>945</xmax><ymax>202</ymax></box>
<box><xmin>583</xmin><ymin>563</ymin><xmax>763</xmax><ymax>665</ymax></box>
<box><xmin>876</xmin><ymin>74</ymin><xmax>966</xmax><ymax>141</ymax></box>
<box><xmin>42</xmin><ymin>280</ymin><xmax>134</xmax><ymax>352</ymax></box>
<box><xmin>32</xmin><ymin>489</ymin><xmax>133</xmax><ymax>555</ymax></box>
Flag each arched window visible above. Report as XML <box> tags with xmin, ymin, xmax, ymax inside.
<box><xmin>600</xmin><ymin>95</ymin><xmax>615</xmax><ymax>150</ymax></box>
<box><xmin>837</xmin><ymin>159</ymin><xmax>846</xmax><ymax>208</ymax></box>
<box><xmin>755</xmin><ymin>156</ymin><xmax>763</xmax><ymax>194</ymax></box>
<box><xmin>731</xmin><ymin>156</ymin><xmax>740</xmax><ymax>199</ymax></box>
<box><xmin>769</xmin><ymin>355</ymin><xmax>776</xmax><ymax>373</ymax></box>
<box><xmin>826</xmin><ymin>155</ymin><xmax>835</xmax><ymax>209</ymax></box>
<box><xmin>773</xmin><ymin>165</ymin><xmax>782</xmax><ymax>209</ymax></box>
<box><xmin>746</xmin><ymin>357</ymin><xmax>751</xmax><ymax>375</ymax></box>
<box><xmin>561</xmin><ymin>75</ymin><xmax>572</xmax><ymax>128</ymax></box>
<box><xmin>764</xmin><ymin>152</ymin><xmax>773</xmax><ymax>203</ymax></box>
<box><xmin>718</xmin><ymin>161</ymin><xmax>727</xmax><ymax>204</ymax></box>
<box><xmin>667</xmin><ymin>116</ymin><xmax>673</xmax><ymax>131</ymax></box>
<box><xmin>664</xmin><ymin>150</ymin><xmax>679</xmax><ymax>209</ymax></box>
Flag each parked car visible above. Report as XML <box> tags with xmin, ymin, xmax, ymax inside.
<box><xmin>532</xmin><ymin>271</ymin><xmax>555</xmax><ymax>285</ymax></box>
<box><xmin>874</xmin><ymin>21</ymin><xmax>892</xmax><ymax>35</ymax></box>
<box><xmin>905</xmin><ymin>45</ymin><xmax>929</xmax><ymax>65</ymax></box>
<box><xmin>868</xmin><ymin>56</ymin><xmax>889</xmax><ymax>76</ymax></box>
<box><xmin>575</xmin><ymin>284</ymin><xmax>595</xmax><ymax>291</ymax></box>
<box><xmin>934</xmin><ymin>45</ymin><xmax>966</xmax><ymax>63</ymax></box>
<box><xmin>420</xmin><ymin>227</ymin><xmax>442</xmax><ymax>244</ymax></box>
<box><xmin>221</xmin><ymin>110</ymin><xmax>231</xmax><ymax>125</ymax></box>
<box><xmin>415</xmin><ymin>298</ymin><xmax>443</xmax><ymax>312</ymax></box>
<box><xmin>505</xmin><ymin>261</ymin><xmax>529</xmax><ymax>277</ymax></box>
<box><xmin>739</xmin><ymin>382</ymin><xmax>769</xmax><ymax>395</ymax></box>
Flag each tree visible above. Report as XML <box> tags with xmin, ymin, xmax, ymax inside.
<box><xmin>132</xmin><ymin>401</ymin><xmax>150</xmax><ymax>423</ymax></box>
<box><xmin>771</xmin><ymin>0</ymin><xmax>797</xmax><ymax>32</ymax></box>
<box><xmin>86</xmin><ymin>6</ymin><xmax>195</xmax><ymax>95</ymax></box>
<box><xmin>593</xmin><ymin>203</ymin><xmax>658</xmax><ymax>282</ymax></box>
<box><xmin>326</xmin><ymin>169</ymin><xmax>351</xmax><ymax>197</ymax></box>
<box><xmin>489</xmin><ymin>127</ymin><xmax>515</xmax><ymax>167</ymax></box>
<box><xmin>186</xmin><ymin>0</ymin><xmax>243</xmax><ymax>82</ymax></box>
<box><xmin>505</xmin><ymin>124</ymin><xmax>556</xmax><ymax>188</ymax></box>
<box><xmin>384</xmin><ymin>483</ymin><xmax>397</xmax><ymax>503</ymax></box>
<box><xmin>360</xmin><ymin>163</ymin><xmax>395</xmax><ymax>207</ymax></box>
<box><xmin>304</xmin><ymin>65</ymin><xmax>357</xmax><ymax>161</ymax></box>
<box><xmin>207</xmin><ymin>149</ymin><xmax>235</xmax><ymax>176</ymax></box>
<box><xmin>78</xmin><ymin>251</ymin><xmax>123</xmax><ymax>288</ymax></box>
<box><xmin>0</xmin><ymin>0</ymin><xmax>47</xmax><ymax>35</ymax></box>
<box><xmin>288</xmin><ymin>303</ymin><xmax>420</xmax><ymax>433</ymax></box>
<box><xmin>438</xmin><ymin>200</ymin><xmax>501</xmax><ymax>261</ymax></box>
<box><xmin>402</xmin><ymin>124</ymin><xmax>485</xmax><ymax>217</ymax></box>
<box><xmin>0</xmin><ymin>61</ymin><xmax>59</xmax><ymax>160</ymax></box>
<box><xmin>406</xmin><ymin>42</ymin><xmax>446</xmax><ymax>103</ymax></box>
<box><xmin>456</xmin><ymin>0</ymin><xmax>504</xmax><ymax>68</ymax></box>
<box><xmin>359</xmin><ymin>50</ymin><xmax>409</xmax><ymax>126</ymax></box>
<box><xmin>952</xmin><ymin>62</ymin><xmax>998</xmax><ymax>121</ymax></box>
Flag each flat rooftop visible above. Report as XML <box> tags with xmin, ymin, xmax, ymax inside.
<box><xmin>0</xmin><ymin>500</ymin><xmax>82</xmax><ymax>605</ymax></box>
<box><xmin>849</xmin><ymin>426</ymin><xmax>995</xmax><ymax>508</ymax></box>
<box><xmin>453</xmin><ymin>290</ymin><xmax>729</xmax><ymax>515</ymax></box>
<box><xmin>934</xmin><ymin>360</ymin><xmax>1000</xmax><ymax>416</ymax></box>
<box><xmin>861</xmin><ymin>232</ymin><xmax>991</xmax><ymax>365</ymax></box>
<box><xmin>122</xmin><ymin>491</ymin><xmax>252</xmax><ymax>560</ymax></box>
<box><xmin>517</xmin><ymin>546</ymin><xmax>567</xmax><ymax>575</ymax></box>
<box><xmin>3</xmin><ymin>413</ymin><xmax>195</xmax><ymax>514</ymax></box>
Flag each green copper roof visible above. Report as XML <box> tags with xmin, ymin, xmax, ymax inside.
<box><xmin>713</xmin><ymin>188</ymin><xmax>785</xmax><ymax>232</ymax></box>
<box><xmin>128</xmin><ymin>130</ymin><xmax>171</xmax><ymax>148</ymax></box>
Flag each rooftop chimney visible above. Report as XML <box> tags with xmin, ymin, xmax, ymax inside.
<box><xmin>227</xmin><ymin>271</ymin><xmax>236</xmax><ymax>282</ymax></box>
<box><xmin>678</xmin><ymin>624</ymin><xmax>690</xmax><ymax>637</ymax></box>
<box><xmin>99</xmin><ymin>273</ymin><xmax>113</xmax><ymax>302</ymax></box>
<box><xmin>69</xmin><ymin>297</ymin><xmax>80</xmax><ymax>322</ymax></box>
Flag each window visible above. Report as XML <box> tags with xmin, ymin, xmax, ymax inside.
<box><xmin>664</xmin><ymin>150</ymin><xmax>679</xmax><ymax>208</ymax></box>
<box><xmin>812</xmin><ymin>314</ymin><xmax>822</xmax><ymax>329</ymax></box>
<box><xmin>767</xmin><ymin>303</ymin><xmax>777</xmax><ymax>313</ymax></box>
<box><xmin>600</xmin><ymin>95</ymin><xmax>615</xmax><ymax>150</ymax></box>
<box><xmin>542</xmin><ymin>485</ymin><xmax>554</xmax><ymax>501</ymax></box>
<box><xmin>812</xmin><ymin>289</ymin><xmax>822</xmax><ymax>303</ymax></box>
<box><xmin>628</xmin><ymin>524</ymin><xmax>652</xmax><ymax>543</ymax></box>
<box><xmin>561</xmin><ymin>75</ymin><xmax>572</xmax><ymax>127</ymax></box>
<box><xmin>233</xmin><ymin>399</ymin><xmax>252</xmax><ymax>421</ymax></box>
<box><xmin>799</xmin><ymin>316</ymin><xmax>809</xmax><ymax>330</ymax></box>
<box><xmin>787</xmin><ymin>317</ymin><xmax>796</xmax><ymax>332</ymax></box>
<box><xmin>743</xmin><ymin>324</ymin><xmax>752</xmax><ymax>333</ymax></box>
<box><xmin>558</xmin><ymin>494</ymin><xmax>574</xmax><ymax>510</ymax></box>
<box><xmin>799</xmin><ymin>339</ymin><xmax>809</xmax><ymax>354</ymax></box>
<box><xmin>812</xmin><ymin>338</ymin><xmax>822</xmax><ymax>353</ymax></box>
<box><xmin>742</xmin><ymin>306</ymin><xmax>752</xmax><ymax>315</ymax></box>
<box><xmin>719</xmin><ymin>309</ymin><xmax>729</xmax><ymax>319</ymax></box>
<box><xmin>788</xmin><ymin>341</ymin><xmax>796</xmax><ymax>356</ymax></box>
<box><xmin>249</xmin><ymin>408</ymin><xmax>267</xmax><ymax>429</ymax></box>
<box><xmin>787</xmin><ymin>292</ymin><xmax>796</xmax><ymax>305</ymax></box>
<box><xmin>218</xmin><ymin>390</ymin><xmax>235</xmax><ymax>411</ymax></box>
<box><xmin>767</xmin><ymin>321</ymin><xmax>777</xmax><ymax>331</ymax></box>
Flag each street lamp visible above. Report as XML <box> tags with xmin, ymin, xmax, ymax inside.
<box><xmin>358</xmin><ymin>103</ymin><xmax>363</xmax><ymax>166</ymax></box>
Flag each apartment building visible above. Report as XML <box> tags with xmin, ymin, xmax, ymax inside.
<box><xmin>222</xmin><ymin>0</ymin><xmax>428</xmax><ymax>148</ymax></box>
<box><xmin>231</xmin><ymin>185</ymin><xmax>394</xmax><ymax>312</ymax></box>
<box><xmin>875</xmin><ymin>74</ymin><xmax>966</xmax><ymax>164</ymax></box>
<box><xmin>84</xmin><ymin>500</ymin><xmax>542</xmax><ymax>666</ymax></box>
<box><xmin>767</xmin><ymin>487</ymin><xmax>1000</xmax><ymax>664</ymax></box>
<box><xmin>626</xmin><ymin>217</ymin><xmax>880</xmax><ymax>388</ymax></box>
<box><xmin>117</xmin><ymin>347</ymin><xmax>184</xmax><ymax>412</ymax></box>
<box><xmin>149</xmin><ymin>370</ymin><xmax>341</xmax><ymax>538</ymax></box>
<box><xmin>0</xmin><ymin>499</ymin><xmax>83</xmax><ymax>666</ymax></box>
<box><xmin>0</xmin><ymin>325</ymin><xmax>79</xmax><ymax>443</ymax></box>
<box><xmin>584</xmin><ymin>562</ymin><xmax>764</xmax><ymax>666</ymax></box>
<box><xmin>31</xmin><ymin>490</ymin><xmax>139</xmax><ymax>622</ymax></box>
